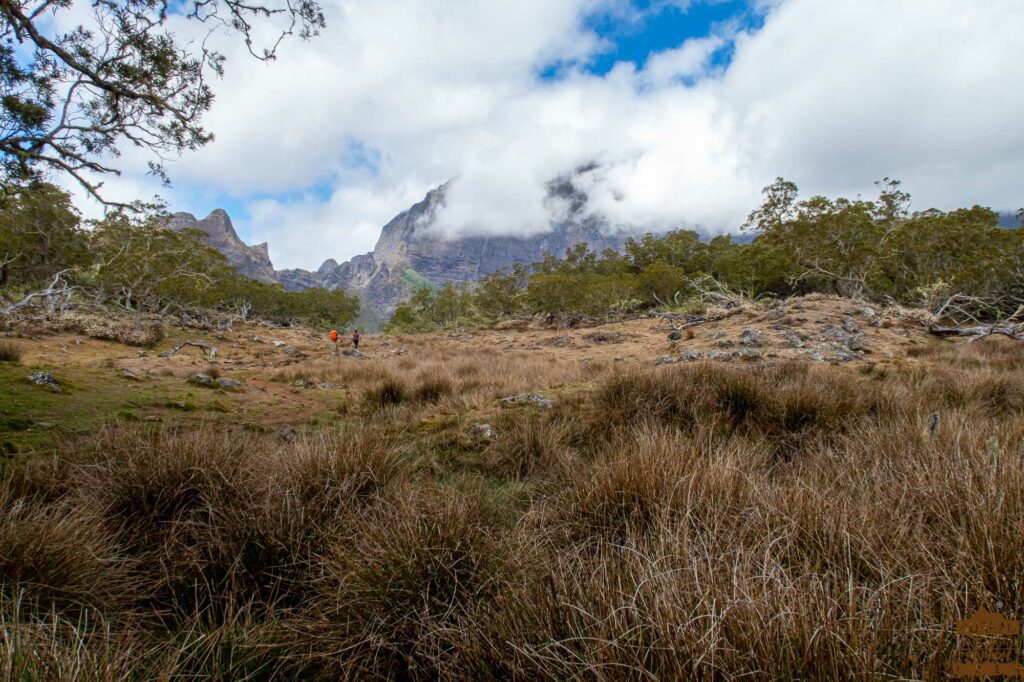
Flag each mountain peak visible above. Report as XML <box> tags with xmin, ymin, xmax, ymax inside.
<box><xmin>169</xmin><ymin>210</ymin><xmax>276</xmax><ymax>284</ymax></box>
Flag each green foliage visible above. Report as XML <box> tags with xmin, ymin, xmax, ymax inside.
<box><xmin>385</xmin><ymin>178</ymin><xmax>1023</xmax><ymax>332</ymax></box>
<box><xmin>89</xmin><ymin>207</ymin><xmax>227</xmax><ymax>327</ymax></box>
<box><xmin>1</xmin><ymin>0</ymin><xmax>325</xmax><ymax>200</ymax></box>
<box><xmin>0</xmin><ymin>183</ymin><xmax>88</xmax><ymax>287</ymax></box>
<box><xmin>0</xmin><ymin>184</ymin><xmax>358</xmax><ymax>330</ymax></box>
<box><xmin>384</xmin><ymin>284</ymin><xmax>476</xmax><ymax>333</ymax></box>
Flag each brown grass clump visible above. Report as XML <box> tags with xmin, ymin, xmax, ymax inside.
<box><xmin>1</xmin><ymin>334</ymin><xmax>1023</xmax><ymax>678</ymax></box>
<box><xmin>0</xmin><ymin>339</ymin><xmax>22</xmax><ymax>363</ymax></box>
<box><xmin>298</xmin><ymin>487</ymin><xmax>501</xmax><ymax>678</ymax></box>
<box><xmin>363</xmin><ymin>377</ymin><xmax>409</xmax><ymax>409</ymax></box>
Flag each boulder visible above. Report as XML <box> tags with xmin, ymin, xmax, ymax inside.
<box><xmin>740</xmin><ymin>328</ymin><xmax>763</xmax><ymax>346</ymax></box>
<box><xmin>216</xmin><ymin>377</ymin><xmax>243</xmax><ymax>390</ymax></box>
<box><xmin>471</xmin><ymin>423</ymin><xmax>497</xmax><ymax>439</ymax></box>
<box><xmin>187</xmin><ymin>373</ymin><xmax>216</xmax><ymax>387</ymax></box>
<box><xmin>27</xmin><ymin>371</ymin><xmax>61</xmax><ymax>391</ymax></box>
<box><xmin>500</xmin><ymin>393</ymin><xmax>554</xmax><ymax>409</ymax></box>
<box><xmin>655</xmin><ymin>355</ymin><xmax>677</xmax><ymax>366</ymax></box>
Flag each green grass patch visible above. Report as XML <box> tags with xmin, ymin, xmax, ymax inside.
<box><xmin>399</xmin><ymin>268</ymin><xmax>437</xmax><ymax>292</ymax></box>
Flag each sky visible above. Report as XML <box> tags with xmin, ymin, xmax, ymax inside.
<box><xmin>70</xmin><ymin>0</ymin><xmax>1024</xmax><ymax>270</ymax></box>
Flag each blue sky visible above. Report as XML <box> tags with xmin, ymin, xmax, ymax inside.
<box><xmin>578</xmin><ymin>0</ymin><xmax>759</xmax><ymax>77</ymax></box>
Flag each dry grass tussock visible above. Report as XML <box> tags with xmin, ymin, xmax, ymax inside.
<box><xmin>274</xmin><ymin>347</ymin><xmax>601</xmax><ymax>411</ymax></box>
<box><xmin>2</xmin><ymin>337</ymin><xmax>1024</xmax><ymax>678</ymax></box>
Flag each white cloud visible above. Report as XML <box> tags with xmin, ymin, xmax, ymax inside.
<box><xmin>73</xmin><ymin>0</ymin><xmax>1024</xmax><ymax>269</ymax></box>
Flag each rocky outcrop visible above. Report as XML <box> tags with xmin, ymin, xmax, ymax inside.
<box><xmin>168</xmin><ymin>210</ymin><xmax>277</xmax><ymax>284</ymax></box>
<box><xmin>176</xmin><ymin>172</ymin><xmax>631</xmax><ymax>321</ymax></box>
<box><xmin>278</xmin><ymin>179</ymin><xmax>627</xmax><ymax>313</ymax></box>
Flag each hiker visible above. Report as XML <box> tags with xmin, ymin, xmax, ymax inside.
<box><xmin>352</xmin><ymin>329</ymin><xmax>361</xmax><ymax>350</ymax></box>
<box><xmin>329</xmin><ymin>329</ymin><xmax>339</xmax><ymax>353</ymax></box>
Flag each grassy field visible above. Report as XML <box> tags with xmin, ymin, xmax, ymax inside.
<box><xmin>1</xmin><ymin>302</ymin><xmax>1023</xmax><ymax>679</ymax></box>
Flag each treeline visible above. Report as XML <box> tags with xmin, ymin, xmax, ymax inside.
<box><xmin>385</xmin><ymin>179</ymin><xmax>1023</xmax><ymax>332</ymax></box>
<box><xmin>0</xmin><ymin>183</ymin><xmax>359</xmax><ymax>330</ymax></box>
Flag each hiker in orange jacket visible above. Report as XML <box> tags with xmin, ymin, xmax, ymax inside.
<box><xmin>329</xmin><ymin>329</ymin><xmax>339</xmax><ymax>354</ymax></box>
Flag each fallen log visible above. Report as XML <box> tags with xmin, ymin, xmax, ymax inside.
<box><xmin>159</xmin><ymin>341</ymin><xmax>218</xmax><ymax>358</ymax></box>
<box><xmin>929</xmin><ymin>324</ymin><xmax>1023</xmax><ymax>340</ymax></box>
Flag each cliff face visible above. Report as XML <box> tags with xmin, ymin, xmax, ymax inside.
<box><xmin>277</xmin><ymin>182</ymin><xmax>627</xmax><ymax>313</ymax></box>
<box><xmin>168</xmin><ymin>210</ymin><xmax>277</xmax><ymax>284</ymax></box>
<box><xmin>175</xmin><ymin>176</ymin><xmax>631</xmax><ymax>320</ymax></box>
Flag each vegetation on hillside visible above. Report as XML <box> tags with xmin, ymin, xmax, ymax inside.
<box><xmin>386</xmin><ymin>179</ymin><xmax>1023</xmax><ymax>332</ymax></box>
<box><xmin>0</xmin><ymin>183</ymin><xmax>359</xmax><ymax>330</ymax></box>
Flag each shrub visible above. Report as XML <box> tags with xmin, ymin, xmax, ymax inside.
<box><xmin>0</xmin><ymin>339</ymin><xmax>23</xmax><ymax>363</ymax></box>
<box><xmin>363</xmin><ymin>378</ymin><xmax>408</xmax><ymax>409</ymax></box>
<box><xmin>413</xmin><ymin>376</ymin><xmax>453</xmax><ymax>404</ymax></box>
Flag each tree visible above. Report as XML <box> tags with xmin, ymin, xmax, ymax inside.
<box><xmin>1</xmin><ymin>0</ymin><xmax>325</xmax><ymax>201</ymax></box>
<box><xmin>90</xmin><ymin>207</ymin><xmax>225</xmax><ymax>328</ymax></box>
<box><xmin>474</xmin><ymin>265</ymin><xmax>526</xmax><ymax>320</ymax></box>
<box><xmin>0</xmin><ymin>182</ymin><xmax>87</xmax><ymax>286</ymax></box>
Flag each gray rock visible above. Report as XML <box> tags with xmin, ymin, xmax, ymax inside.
<box><xmin>500</xmin><ymin>393</ymin><xmax>554</xmax><ymax>409</ymax></box>
<box><xmin>766</xmin><ymin>308</ymin><xmax>785</xmax><ymax>320</ymax></box>
<box><xmin>734</xmin><ymin>348</ymin><xmax>763</xmax><ymax>361</ymax></box>
<box><xmin>707</xmin><ymin>351</ymin><xmax>732</xmax><ymax>360</ymax></box>
<box><xmin>318</xmin><ymin>382</ymin><xmax>342</xmax><ymax>390</ymax></box>
<box><xmin>168</xmin><ymin>209</ymin><xmax>276</xmax><ymax>283</ymax></box>
<box><xmin>655</xmin><ymin>355</ymin><xmax>677</xmax><ymax>366</ymax></box>
<box><xmin>471</xmin><ymin>423</ymin><xmax>497</xmax><ymax>439</ymax></box>
<box><xmin>280</xmin><ymin>425</ymin><xmax>297</xmax><ymax>443</ymax></box>
<box><xmin>283</xmin><ymin>346</ymin><xmax>298</xmax><ymax>355</ymax></box>
<box><xmin>341</xmin><ymin>349</ymin><xmax>363</xmax><ymax>358</ymax></box>
<box><xmin>842</xmin><ymin>317</ymin><xmax>861</xmax><ymax>333</ymax></box>
<box><xmin>715</xmin><ymin>339</ymin><xmax>736</xmax><ymax>348</ymax></box>
<box><xmin>711</xmin><ymin>331</ymin><xmax>728</xmax><ymax>340</ymax></box>
<box><xmin>680</xmin><ymin>349</ymin><xmax>704</xmax><ymax>361</ymax></box>
<box><xmin>187</xmin><ymin>373</ymin><xmax>216</xmax><ymax>387</ymax></box>
<box><xmin>28</xmin><ymin>371</ymin><xmax>61</xmax><ymax>391</ymax></box>
<box><xmin>216</xmin><ymin>377</ymin><xmax>243</xmax><ymax>390</ymax></box>
<box><xmin>785</xmin><ymin>334</ymin><xmax>804</xmax><ymax>349</ymax></box>
<box><xmin>846</xmin><ymin>333</ymin><xmax>866</xmax><ymax>351</ymax></box>
<box><xmin>667</xmin><ymin>330</ymin><xmax>683</xmax><ymax>341</ymax></box>
<box><xmin>272</xmin><ymin>340</ymin><xmax>287</xmax><ymax>347</ymax></box>
<box><xmin>276</xmin><ymin>181</ymin><xmax>628</xmax><ymax>318</ymax></box>
<box><xmin>122</xmin><ymin>370</ymin><xmax>140</xmax><ymax>381</ymax></box>
<box><xmin>740</xmin><ymin>328</ymin><xmax>762</xmax><ymax>346</ymax></box>
<box><xmin>293</xmin><ymin>379</ymin><xmax>308</xmax><ymax>388</ymax></box>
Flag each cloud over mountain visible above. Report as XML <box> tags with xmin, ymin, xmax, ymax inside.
<box><xmin>76</xmin><ymin>0</ymin><xmax>1024</xmax><ymax>269</ymax></box>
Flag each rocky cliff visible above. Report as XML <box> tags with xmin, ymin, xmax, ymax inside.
<box><xmin>175</xmin><ymin>175</ymin><xmax>630</xmax><ymax>320</ymax></box>
<box><xmin>168</xmin><ymin>209</ymin><xmax>277</xmax><ymax>284</ymax></box>
<box><xmin>277</xmin><ymin>180</ymin><xmax>627</xmax><ymax>313</ymax></box>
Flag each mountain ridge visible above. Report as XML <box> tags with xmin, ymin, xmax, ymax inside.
<box><xmin>177</xmin><ymin>179</ymin><xmax>630</xmax><ymax>319</ymax></box>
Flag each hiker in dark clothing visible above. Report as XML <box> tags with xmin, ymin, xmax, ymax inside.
<box><xmin>352</xmin><ymin>329</ymin><xmax>361</xmax><ymax>350</ymax></box>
